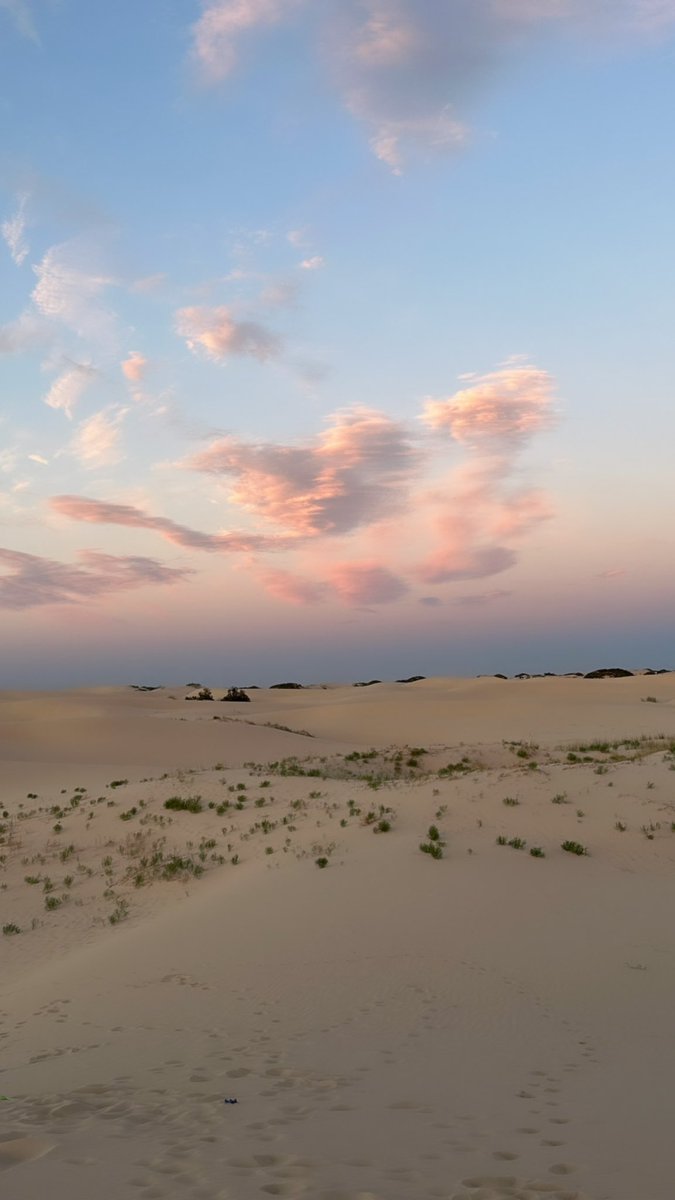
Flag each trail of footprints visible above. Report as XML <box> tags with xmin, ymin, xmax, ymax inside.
<box><xmin>0</xmin><ymin>984</ymin><xmax>601</xmax><ymax>1199</ymax></box>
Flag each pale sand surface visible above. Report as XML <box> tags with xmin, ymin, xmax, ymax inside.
<box><xmin>2</xmin><ymin>676</ymin><xmax>675</xmax><ymax>1199</ymax></box>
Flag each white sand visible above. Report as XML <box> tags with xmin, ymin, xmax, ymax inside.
<box><xmin>1</xmin><ymin>676</ymin><xmax>675</xmax><ymax>1199</ymax></box>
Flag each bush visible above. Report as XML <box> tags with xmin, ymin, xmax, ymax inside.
<box><xmin>315</xmin><ymin>856</ymin><xmax>329</xmax><ymax>868</ymax></box>
<box><xmin>3</xmin><ymin>923</ymin><xmax>20</xmax><ymax>935</ymax></box>
<box><xmin>420</xmin><ymin>841</ymin><xmax>443</xmax><ymax>859</ymax></box>
<box><xmin>529</xmin><ymin>847</ymin><xmax>545</xmax><ymax>858</ymax></box>
<box><xmin>164</xmin><ymin>796</ymin><xmax>203</xmax><ymax>813</ymax></box>
<box><xmin>561</xmin><ymin>840</ymin><xmax>588</xmax><ymax>856</ymax></box>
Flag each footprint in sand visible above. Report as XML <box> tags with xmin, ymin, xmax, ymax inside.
<box><xmin>0</xmin><ymin>1137</ymin><xmax>55</xmax><ymax>1171</ymax></box>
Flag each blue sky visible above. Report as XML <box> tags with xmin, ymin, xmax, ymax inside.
<box><xmin>1</xmin><ymin>1</ymin><xmax>674</xmax><ymax>685</ymax></box>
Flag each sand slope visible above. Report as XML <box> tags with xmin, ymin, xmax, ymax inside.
<box><xmin>2</xmin><ymin>678</ymin><xmax>675</xmax><ymax>1200</ymax></box>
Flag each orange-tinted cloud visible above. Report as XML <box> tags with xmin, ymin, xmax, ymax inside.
<box><xmin>176</xmin><ymin>305</ymin><xmax>280</xmax><ymax>362</ymax></box>
<box><xmin>186</xmin><ymin>407</ymin><xmax>420</xmax><ymax>535</ymax></box>
<box><xmin>422</xmin><ymin>364</ymin><xmax>556</xmax><ymax>447</ymax></box>
<box><xmin>121</xmin><ymin>351</ymin><xmax>148</xmax><ymax>383</ymax></box>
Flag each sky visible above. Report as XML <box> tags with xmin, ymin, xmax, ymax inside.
<box><xmin>1</xmin><ymin>0</ymin><xmax>674</xmax><ymax>687</ymax></box>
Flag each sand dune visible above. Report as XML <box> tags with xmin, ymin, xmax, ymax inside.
<box><xmin>2</xmin><ymin>678</ymin><xmax>675</xmax><ymax>1199</ymax></box>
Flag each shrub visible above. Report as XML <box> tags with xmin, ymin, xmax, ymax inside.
<box><xmin>529</xmin><ymin>847</ymin><xmax>545</xmax><ymax>858</ymax></box>
<box><xmin>164</xmin><ymin>796</ymin><xmax>203</xmax><ymax>813</ymax></box>
<box><xmin>374</xmin><ymin>818</ymin><xmax>391</xmax><ymax>833</ymax></box>
<box><xmin>315</xmin><ymin>856</ymin><xmax>329</xmax><ymax>868</ymax></box>
<box><xmin>561</xmin><ymin>840</ymin><xmax>588</xmax><ymax>856</ymax></box>
<box><xmin>420</xmin><ymin>841</ymin><xmax>443</xmax><ymax>859</ymax></box>
<box><xmin>508</xmin><ymin>837</ymin><xmax>526</xmax><ymax>850</ymax></box>
<box><xmin>502</xmin><ymin>796</ymin><xmax>520</xmax><ymax>806</ymax></box>
<box><xmin>3</xmin><ymin>923</ymin><xmax>20</xmax><ymax>935</ymax></box>
<box><xmin>615</xmin><ymin>821</ymin><xmax>627</xmax><ymax>832</ymax></box>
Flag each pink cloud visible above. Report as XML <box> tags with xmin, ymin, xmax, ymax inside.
<box><xmin>0</xmin><ymin>546</ymin><xmax>191</xmax><ymax>610</ymax></box>
<box><xmin>176</xmin><ymin>305</ymin><xmax>280</xmax><ymax>362</ymax></box>
<box><xmin>121</xmin><ymin>351</ymin><xmax>148</xmax><ymax>383</ymax></box>
<box><xmin>51</xmin><ymin>494</ymin><xmax>290</xmax><ymax>553</ymax></box>
<box><xmin>191</xmin><ymin>0</ymin><xmax>306</xmax><ymax>82</ymax></box>
<box><xmin>328</xmin><ymin>561</ymin><xmax>408</xmax><ymax>605</ymax></box>
<box><xmin>418</xmin><ymin>543</ymin><xmax>516</xmax><ymax>585</ymax></box>
<box><xmin>489</xmin><ymin>489</ymin><xmax>554</xmax><ymax>538</ymax></box>
<box><xmin>189</xmin><ymin>2</ymin><xmax>675</xmax><ymax>171</ymax></box>
<box><xmin>422</xmin><ymin>364</ymin><xmax>556</xmax><ymax>448</ymax></box>
<box><xmin>186</xmin><ymin>407</ymin><xmax>420</xmax><ymax>535</ymax></box>
<box><xmin>253</xmin><ymin>565</ymin><xmax>327</xmax><ymax>605</ymax></box>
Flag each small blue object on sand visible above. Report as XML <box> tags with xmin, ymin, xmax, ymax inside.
<box><xmin>223</xmin><ymin>1098</ymin><xmax>238</xmax><ymax>1104</ymax></box>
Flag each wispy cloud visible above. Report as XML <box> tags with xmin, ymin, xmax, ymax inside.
<box><xmin>191</xmin><ymin>0</ymin><xmax>305</xmax><ymax>82</ymax></box>
<box><xmin>71</xmin><ymin>409</ymin><xmax>126</xmax><ymax>468</ymax></box>
<box><xmin>299</xmin><ymin>256</ymin><xmax>325</xmax><ymax>271</ymax></box>
<box><xmin>51</xmin><ymin>494</ymin><xmax>291</xmax><ymax>553</ymax></box>
<box><xmin>176</xmin><ymin>305</ymin><xmax>281</xmax><ymax>362</ymax></box>
<box><xmin>0</xmin><ymin>0</ymin><xmax>38</xmax><ymax>41</ymax></box>
<box><xmin>0</xmin><ymin>546</ymin><xmax>191</xmax><ymax>610</ymax></box>
<box><xmin>0</xmin><ymin>311</ymin><xmax>48</xmax><ymax>355</ymax></box>
<box><xmin>328</xmin><ymin>561</ymin><xmax>408</xmax><ymax>605</ymax></box>
<box><xmin>1</xmin><ymin>193</ymin><xmax>29</xmax><ymax>265</ymax></box>
<box><xmin>43</xmin><ymin>361</ymin><xmax>96</xmax><ymax>420</ymax></box>
<box><xmin>189</xmin><ymin>1</ymin><xmax>675</xmax><ymax>170</ymax></box>
<box><xmin>186</xmin><ymin>407</ymin><xmax>420</xmax><ymax>535</ymax></box>
<box><xmin>32</xmin><ymin>240</ymin><xmax>116</xmax><ymax>344</ymax></box>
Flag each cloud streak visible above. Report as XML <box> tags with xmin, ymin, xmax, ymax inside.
<box><xmin>0</xmin><ymin>547</ymin><xmax>191</xmax><ymax>610</ymax></box>
<box><xmin>1</xmin><ymin>193</ymin><xmax>29</xmax><ymax>265</ymax></box>
<box><xmin>51</xmin><ymin>494</ymin><xmax>291</xmax><ymax>553</ymax></box>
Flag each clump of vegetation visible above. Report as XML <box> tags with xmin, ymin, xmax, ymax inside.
<box><xmin>315</xmin><ymin>856</ymin><xmax>329</xmax><ymax>868</ymax></box>
<box><xmin>438</xmin><ymin>758</ymin><xmax>473</xmax><ymax>778</ymax></box>
<box><xmin>164</xmin><ymin>796</ymin><xmax>203</xmax><ymax>813</ymax></box>
<box><xmin>420</xmin><ymin>825</ymin><xmax>445</xmax><ymax>859</ymax></box>
<box><xmin>3</xmin><ymin>923</ymin><xmax>20</xmax><ymax>935</ymax></box>
<box><xmin>615</xmin><ymin>820</ymin><xmax>627</xmax><ymax>832</ymax></box>
<box><xmin>109</xmin><ymin>898</ymin><xmax>129</xmax><ymax>925</ymax></box>
<box><xmin>502</xmin><ymin>796</ymin><xmax>520</xmax><ymax>806</ymax></box>
<box><xmin>529</xmin><ymin>847</ymin><xmax>545</xmax><ymax>858</ymax></box>
<box><xmin>551</xmin><ymin>793</ymin><xmax>569</xmax><ymax>805</ymax></box>
<box><xmin>109</xmin><ymin>779</ymin><xmax>129</xmax><ymax>789</ymax></box>
<box><xmin>561</xmin><ymin>840</ymin><xmax>588</xmax><ymax>856</ymax></box>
